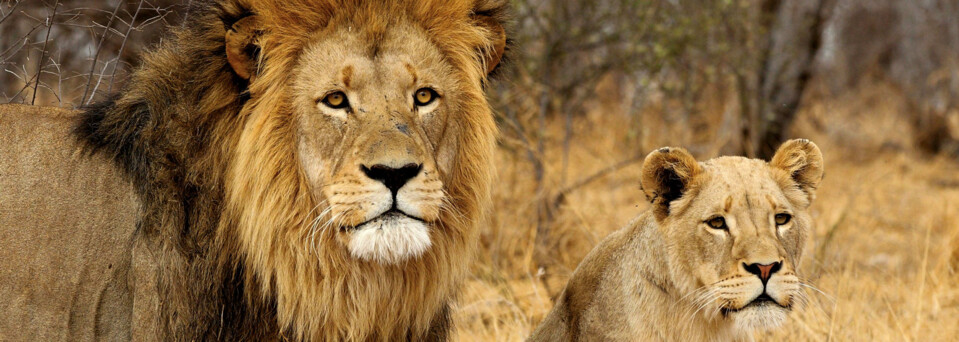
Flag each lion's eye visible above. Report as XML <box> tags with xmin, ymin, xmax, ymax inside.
<box><xmin>414</xmin><ymin>88</ymin><xmax>438</xmax><ymax>106</ymax></box>
<box><xmin>321</xmin><ymin>91</ymin><xmax>349</xmax><ymax>109</ymax></box>
<box><xmin>706</xmin><ymin>216</ymin><xmax>727</xmax><ymax>229</ymax></box>
<box><xmin>775</xmin><ymin>213</ymin><xmax>792</xmax><ymax>225</ymax></box>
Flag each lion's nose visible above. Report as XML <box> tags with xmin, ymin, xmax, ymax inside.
<box><xmin>361</xmin><ymin>163</ymin><xmax>422</xmax><ymax>196</ymax></box>
<box><xmin>744</xmin><ymin>261</ymin><xmax>782</xmax><ymax>286</ymax></box>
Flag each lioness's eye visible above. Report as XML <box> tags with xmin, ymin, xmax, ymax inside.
<box><xmin>321</xmin><ymin>91</ymin><xmax>349</xmax><ymax>109</ymax></box>
<box><xmin>414</xmin><ymin>88</ymin><xmax>438</xmax><ymax>106</ymax></box>
<box><xmin>775</xmin><ymin>213</ymin><xmax>792</xmax><ymax>225</ymax></box>
<box><xmin>706</xmin><ymin>216</ymin><xmax>727</xmax><ymax>229</ymax></box>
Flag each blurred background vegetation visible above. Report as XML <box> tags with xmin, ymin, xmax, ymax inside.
<box><xmin>4</xmin><ymin>0</ymin><xmax>958</xmax><ymax>153</ymax></box>
<box><xmin>3</xmin><ymin>0</ymin><xmax>959</xmax><ymax>340</ymax></box>
<box><xmin>6</xmin><ymin>0</ymin><xmax>958</xmax><ymax>156</ymax></box>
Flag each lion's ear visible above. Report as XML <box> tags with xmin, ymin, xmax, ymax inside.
<box><xmin>472</xmin><ymin>1</ymin><xmax>508</xmax><ymax>75</ymax></box>
<box><xmin>770</xmin><ymin>139</ymin><xmax>824</xmax><ymax>199</ymax></box>
<box><xmin>225</xmin><ymin>15</ymin><xmax>261</xmax><ymax>80</ymax></box>
<box><xmin>641</xmin><ymin>147</ymin><xmax>702</xmax><ymax>221</ymax></box>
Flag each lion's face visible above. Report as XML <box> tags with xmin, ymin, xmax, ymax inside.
<box><xmin>641</xmin><ymin>140</ymin><xmax>823</xmax><ymax>333</ymax></box>
<box><xmin>291</xmin><ymin>23</ymin><xmax>461</xmax><ymax>264</ymax></box>
<box><xmin>221</xmin><ymin>1</ymin><xmax>506</xmax><ymax>338</ymax></box>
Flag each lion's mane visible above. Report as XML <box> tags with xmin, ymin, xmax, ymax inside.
<box><xmin>75</xmin><ymin>0</ymin><xmax>507</xmax><ymax>340</ymax></box>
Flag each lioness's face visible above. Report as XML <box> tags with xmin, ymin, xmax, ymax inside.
<box><xmin>291</xmin><ymin>23</ymin><xmax>460</xmax><ymax>264</ymax></box>
<box><xmin>667</xmin><ymin>157</ymin><xmax>810</xmax><ymax>331</ymax></box>
<box><xmin>642</xmin><ymin>141</ymin><xmax>823</xmax><ymax>333</ymax></box>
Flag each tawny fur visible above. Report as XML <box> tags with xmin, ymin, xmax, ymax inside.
<box><xmin>530</xmin><ymin>140</ymin><xmax>824</xmax><ymax>342</ymax></box>
<box><xmin>0</xmin><ymin>105</ymin><xmax>139</xmax><ymax>341</ymax></box>
<box><xmin>0</xmin><ymin>0</ymin><xmax>508</xmax><ymax>341</ymax></box>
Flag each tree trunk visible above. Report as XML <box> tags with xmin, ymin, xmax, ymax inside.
<box><xmin>753</xmin><ymin>0</ymin><xmax>834</xmax><ymax>159</ymax></box>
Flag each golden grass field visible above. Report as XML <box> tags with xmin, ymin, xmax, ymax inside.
<box><xmin>451</xmin><ymin>81</ymin><xmax>959</xmax><ymax>341</ymax></box>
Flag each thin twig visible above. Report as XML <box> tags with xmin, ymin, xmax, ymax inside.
<box><xmin>85</xmin><ymin>58</ymin><xmax>115</xmax><ymax>104</ymax></box>
<box><xmin>10</xmin><ymin>72</ymin><xmax>39</xmax><ymax>102</ymax></box>
<box><xmin>107</xmin><ymin>0</ymin><xmax>145</xmax><ymax>94</ymax></box>
<box><xmin>0</xmin><ymin>22</ymin><xmax>42</xmax><ymax>62</ymax></box>
<box><xmin>82</xmin><ymin>1</ymin><xmax>122</xmax><ymax>105</ymax></box>
<box><xmin>53</xmin><ymin>50</ymin><xmax>62</xmax><ymax>106</ymax></box>
<box><xmin>32</xmin><ymin>0</ymin><xmax>60</xmax><ymax>105</ymax></box>
<box><xmin>550</xmin><ymin>153</ymin><xmax>644</xmax><ymax>208</ymax></box>
<box><xmin>0</xmin><ymin>0</ymin><xmax>22</xmax><ymax>26</ymax></box>
<box><xmin>181</xmin><ymin>0</ymin><xmax>194</xmax><ymax>27</ymax></box>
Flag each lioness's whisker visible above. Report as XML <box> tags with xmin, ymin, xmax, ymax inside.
<box><xmin>798</xmin><ymin>282</ymin><xmax>835</xmax><ymax>304</ymax></box>
<box><xmin>684</xmin><ymin>286</ymin><xmax>720</xmax><ymax>320</ymax></box>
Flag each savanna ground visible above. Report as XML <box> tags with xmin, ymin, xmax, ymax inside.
<box><xmin>452</xmin><ymin>81</ymin><xmax>959</xmax><ymax>341</ymax></box>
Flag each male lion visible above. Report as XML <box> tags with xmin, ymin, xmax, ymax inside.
<box><xmin>0</xmin><ymin>0</ymin><xmax>507</xmax><ymax>340</ymax></box>
<box><xmin>530</xmin><ymin>139</ymin><xmax>824</xmax><ymax>341</ymax></box>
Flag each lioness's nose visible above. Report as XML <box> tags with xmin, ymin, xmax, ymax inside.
<box><xmin>361</xmin><ymin>163</ymin><xmax>422</xmax><ymax>195</ymax></box>
<box><xmin>744</xmin><ymin>261</ymin><xmax>782</xmax><ymax>285</ymax></box>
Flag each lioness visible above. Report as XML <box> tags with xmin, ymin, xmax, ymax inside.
<box><xmin>530</xmin><ymin>139</ymin><xmax>824</xmax><ymax>341</ymax></box>
<box><xmin>0</xmin><ymin>0</ymin><xmax>507</xmax><ymax>340</ymax></box>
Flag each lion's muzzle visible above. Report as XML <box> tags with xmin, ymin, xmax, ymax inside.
<box><xmin>716</xmin><ymin>261</ymin><xmax>800</xmax><ymax>332</ymax></box>
<box><xmin>361</xmin><ymin>163</ymin><xmax>422</xmax><ymax>193</ymax></box>
<box><xmin>321</xmin><ymin>131</ymin><xmax>445</xmax><ymax>264</ymax></box>
<box><xmin>343</xmin><ymin>162</ymin><xmax>437</xmax><ymax>264</ymax></box>
<box><xmin>348</xmin><ymin>211</ymin><xmax>431</xmax><ymax>264</ymax></box>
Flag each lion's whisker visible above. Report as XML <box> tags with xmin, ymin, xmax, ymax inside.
<box><xmin>306</xmin><ymin>206</ymin><xmax>335</xmax><ymax>256</ymax></box>
<box><xmin>437</xmin><ymin>193</ymin><xmax>468</xmax><ymax>228</ymax></box>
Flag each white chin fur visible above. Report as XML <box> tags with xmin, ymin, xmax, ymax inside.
<box><xmin>347</xmin><ymin>214</ymin><xmax>431</xmax><ymax>264</ymax></box>
<box><xmin>731</xmin><ymin>304</ymin><xmax>788</xmax><ymax>332</ymax></box>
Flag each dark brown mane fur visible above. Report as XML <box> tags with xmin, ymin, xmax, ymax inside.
<box><xmin>75</xmin><ymin>1</ymin><xmax>277</xmax><ymax>339</ymax></box>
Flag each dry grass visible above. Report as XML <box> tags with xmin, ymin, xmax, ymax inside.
<box><xmin>452</xmin><ymin>81</ymin><xmax>959</xmax><ymax>341</ymax></box>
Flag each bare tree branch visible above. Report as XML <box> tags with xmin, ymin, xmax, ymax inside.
<box><xmin>0</xmin><ymin>0</ymin><xmax>21</xmax><ymax>26</ymax></box>
<box><xmin>551</xmin><ymin>153</ymin><xmax>644</xmax><ymax>209</ymax></box>
<box><xmin>106</xmin><ymin>0</ymin><xmax>145</xmax><ymax>95</ymax></box>
<box><xmin>0</xmin><ymin>23</ymin><xmax>42</xmax><ymax>62</ymax></box>
<box><xmin>32</xmin><ymin>0</ymin><xmax>59</xmax><ymax>105</ymax></box>
<box><xmin>82</xmin><ymin>1</ymin><xmax>122</xmax><ymax>105</ymax></box>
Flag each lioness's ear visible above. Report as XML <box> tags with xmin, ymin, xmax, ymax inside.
<box><xmin>225</xmin><ymin>15</ymin><xmax>261</xmax><ymax>80</ymax></box>
<box><xmin>472</xmin><ymin>1</ymin><xmax>508</xmax><ymax>75</ymax></box>
<box><xmin>770</xmin><ymin>139</ymin><xmax>824</xmax><ymax>199</ymax></box>
<box><xmin>641</xmin><ymin>147</ymin><xmax>702</xmax><ymax>220</ymax></box>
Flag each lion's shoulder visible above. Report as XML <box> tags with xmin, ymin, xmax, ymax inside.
<box><xmin>0</xmin><ymin>104</ymin><xmax>82</xmax><ymax>156</ymax></box>
<box><xmin>0</xmin><ymin>103</ymin><xmax>78</xmax><ymax>121</ymax></box>
<box><xmin>0</xmin><ymin>103</ymin><xmax>138</xmax><ymax>341</ymax></box>
<box><xmin>530</xmin><ymin>218</ymin><xmax>656</xmax><ymax>341</ymax></box>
